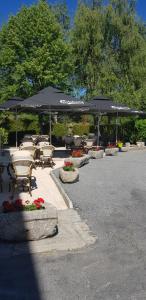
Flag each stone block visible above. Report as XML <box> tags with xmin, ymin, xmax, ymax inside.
<box><xmin>88</xmin><ymin>149</ymin><xmax>104</xmax><ymax>159</ymax></box>
<box><xmin>59</xmin><ymin>168</ymin><xmax>79</xmax><ymax>183</ymax></box>
<box><xmin>64</xmin><ymin>154</ymin><xmax>90</xmax><ymax>168</ymax></box>
<box><xmin>105</xmin><ymin>147</ymin><xmax>118</xmax><ymax>156</ymax></box>
<box><xmin>0</xmin><ymin>202</ymin><xmax>58</xmax><ymax>241</ymax></box>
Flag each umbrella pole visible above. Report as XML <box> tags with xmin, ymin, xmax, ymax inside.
<box><xmin>115</xmin><ymin>112</ymin><xmax>118</xmax><ymax>144</ymax></box>
<box><xmin>49</xmin><ymin>110</ymin><xmax>52</xmax><ymax>144</ymax></box>
<box><xmin>97</xmin><ymin>114</ymin><xmax>100</xmax><ymax>145</ymax></box>
<box><xmin>15</xmin><ymin>108</ymin><xmax>18</xmax><ymax>148</ymax></box>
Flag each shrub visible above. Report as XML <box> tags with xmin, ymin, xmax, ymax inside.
<box><xmin>73</xmin><ymin>123</ymin><xmax>89</xmax><ymax>136</ymax></box>
<box><xmin>52</xmin><ymin>123</ymin><xmax>68</xmax><ymax>137</ymax></box>
<box><xmin>135</xmin><ymin>119</ymin><xmax>146</xmax><ymax>141</ymax></box>
<box><xmin>0</xmin><ymin>127</ymin><xmax>8</xmax><ymax>145</ymax></box>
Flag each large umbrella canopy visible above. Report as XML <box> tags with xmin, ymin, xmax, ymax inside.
<box><xmin>87</xmin><ymin>96</ymin><xmax>145</xmax><ymax>116</ymax></box>
<box><xmin>16</xmin><ymin>86</ymin><xmax>89</xmax><ymax>143</ymax></box>
<box><xmin>86</xmin><ymin>95</ymin><xmax>146</xmax><ymax>144</ymax></box>
<box><xmin>19</xmin><ymin>86</ymin><xmax>88</xmax><ymax>112</ymax></box>
<box><xmin>0</xmin><ymin>97</ymin><xmax>24</xmax><ymax>148</ymax></box>
<box><xmin>0</xmin><ymin>97</ymin><xmax>24</xmax><ymax>111</ymax></box>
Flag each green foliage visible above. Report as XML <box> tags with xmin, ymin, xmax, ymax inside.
<box><xmin>73</xmin><ymin>122</ymin><xmax>90</xmax><ymax>135</ymax></box>
<box><xmin>0</xmin><ymin>0</ymin><xmax>73</xmax><ymax>102</ymax></box>
<box><xmin>0</xmin><ymin>127</ymin><xmax>8</xmax><ymax>144</ymax></box>
<box><xmin>135</xmin><ymin>119</ymin><xmax>146</xmax><ymax>141</ymax></box>
<box><xmin>52</xmin><ymin>122</ymin><xmax>68</xmax><ymax>136</ymax></box>
<box><xmin>51</xmin><ymin>1</ymin><xmax>70</xmax><ymax>34</ymax></box>
<box><xmin>71</xmin><ymin>0</ymin><xmax>146</xmax><ymax>108</ymax></box>
<box><xmin>0</xmin><ymin>112</ymin><xmax>40</xmax><ymax>134</ymax></box>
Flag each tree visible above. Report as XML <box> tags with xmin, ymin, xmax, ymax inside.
<box><xmin>0</xmin><ymin>0</ymin><xmax>73</xmax><ymax>102</ymax></box>
<box><xmin>71</xmin><ymin>0</ymin><xmax>146</xmax><ymax>108</ymax></box>
<box><xmin>71</xmin><ymin>3</ymin><xmax>104</xmax><ymax>97</ymax></box>
<box><xmin>51</xmin><ymin>1</ymin><xmax>70</xmax><ymax>35</ymax></box>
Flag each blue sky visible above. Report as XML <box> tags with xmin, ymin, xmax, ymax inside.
<box><xmin>0</xmin><ymin>0</ymin><xmax>146</xmax><ymax>27</ymax></box>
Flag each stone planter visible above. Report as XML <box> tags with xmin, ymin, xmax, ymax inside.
<box><xmin>64</xmin><ymin>154</ymin><xmax>90</xmax><ymax>168</ymax></box>
<box><xmin>0</xmin><ymin>202</ymin><xmax>58</xmax><ymax>241</ymax></box>
<box><xmin>136</xmin><ymin>141</ymin><xmax>145</xmax><ymax>148</ymax></box>
<box><xmin>105</xmin><ymin>147</ymin><xmax>118</xmax><ymax>156</ymax></box>
<box><xmin>121</xmin><ymin>146</ymin><xmax>129</xmax><ymax>152</ymax></box>
<box><xmin>59</xmin><ymin>168</ymin><xmax>79</xmax><ymax>183</ymax></box>
<box><xmin>88</xmin><ymin>149</ymin><xmax>104</xmax><ymax>159</ymax></box>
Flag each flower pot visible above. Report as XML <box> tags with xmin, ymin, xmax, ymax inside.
<box><xmin>105</xmin><ymin>147</ymin><xmax>118</xmax><ymax>156</ymax></box>
<box><xmin>64</xmin><ymin>154</ymin><xmax>90</xmax><ymax>168</ymax></box>
<box><xmin>0</xmin><ymin>202</ymin><xmax>58</xmax><ymax>241</ymax></box>
<box><xmin>88</xmin><ymin>149</ymin><xmax>104</xmax><ymax>159</ymax></box>
<box><xmin>59</xmin><ymin>168</ymin><xmax>79</xmax><ymax>183</ymax></box>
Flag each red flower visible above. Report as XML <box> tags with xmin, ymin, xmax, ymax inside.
<box><xmin>35</xmin><ymin>203</ymin><xmax>41</xmax><ymax>209</ymax></box>
<box><xmin>37</xmin><ymin>198</ymin><xmax>44</xmax><ymax>203</ymax></box>
<box><xmin>15</xmin><ymin>199</ymin><xmax>23</xmax><ymax>207</ymax></box>
<box><xmin>3</xmin><ymin>201</ymin><xmax>16</xmax><ymax>212</ymax></box>
<box><xmin>33</xmin><ymin>198</ymin><xmax>44</xmax><ymax>208</ymax></box>
<box><xmin>64</xmin><ymin>161</ymin><xmax>73</xmax><ymax>167</ymax></box>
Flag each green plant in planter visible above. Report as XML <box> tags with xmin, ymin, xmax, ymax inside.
<box><xmin>63</xmin><ymin>162</ymin><xmax>75</xmax><ymax>171</ymax></box>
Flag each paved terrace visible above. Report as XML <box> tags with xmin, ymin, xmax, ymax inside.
<box><xmin>0</xmin><ymin>150</ymin><xmax>146</xmax><ymax>299</ymax></box>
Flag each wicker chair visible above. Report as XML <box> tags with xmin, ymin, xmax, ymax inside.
<box><xmin>9</xmin><ymin>160</ymin><xmax>33</xmax><ymax>197</ymax></box>
<box><xmin>11</xmin><ymin>150</ymin><xmax>35</xmax><ymax>162</ymax></box>
<box><xmin>37</xmin><ymin>141</ymin><xmax>50</xmax><ymax>148</ymax></box>
<box><xmin>19</xmin><ymin>141</ymin><xmax>34</xmax><ymax>149</ymax></box>
<box><xmin>19</xmin><ymin>146</ymin><xmax>36</xmax><ymax>159</ymax></box>
<box><xmin>40</xmin><ymin>145</ymin><xmax>55</xmax><ymax>168</ymax></box>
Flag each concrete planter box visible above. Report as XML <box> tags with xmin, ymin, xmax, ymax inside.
<box><xmin>121</xmin><ymin>146</ymin><xmax>129</xmax><ymax>152</ymax></box>
<box><xmin>105</xmin><ymin>147</ymin><xmax>118</xmax><ymax>156</ymax></box>
<box><xmin>136</xmin><ymin>141</ymin><xmax>145</xmax><ymax>148</ymax></box>
<box><xmin>64</xmin><ymin>154</ymin><xmax>90</xmax><ymax>168</ymax></box>
<box><xmin>0</xmin><ymin>202</ymin><xmax>58</xmax><ymax>241</ymax></box>
<box><xmin>88</xmin><ymin>149</ymin><xmax>104</xmax><ymax>159</ymax></box>
<box><xmin>59</xmin><ymin>168</ymin><xmax>79</xmax><ymax>183</ymax></box>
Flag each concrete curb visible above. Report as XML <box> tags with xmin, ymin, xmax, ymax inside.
<box><xmin>50</xmin><ymin>170</ymin><xmax>73</xmax><ymax>209</ymax></box>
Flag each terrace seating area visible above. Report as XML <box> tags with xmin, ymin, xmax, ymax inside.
<box><xmin>0</xmin><ymin>131</ymin><xmax>146</xmax><ymax>209</ymax></box>
<box><xmin>0</xmin><ymin>134</ymin><xmax>59</xmax><ymax>203</ymax></box>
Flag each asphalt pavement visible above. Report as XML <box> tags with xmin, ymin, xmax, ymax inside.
<box><xmin>1</xmin><ymin>150</ymin><xmax>146</xmax><ymax>300</ymax></box>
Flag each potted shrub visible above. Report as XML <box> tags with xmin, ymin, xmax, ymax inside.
<box><xmin>59</xmin><ymin>162</ymin><xmax>79</xmax><ymax>183</ymax></box>
<box><xmin>0</xmin><ymin>198</ymin><xmax>58</xmax><ymax>241</ymax></box>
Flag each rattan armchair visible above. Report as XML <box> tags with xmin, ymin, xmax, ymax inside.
<box><xmin>19</xmin><ymin>146</ymin><xmax>36</xmax><ymax>159</ymax></box>
<box><xmin>10</xmin><ymin>160</ymin><xmax>34</xmax><ymax>197</ymax></box>
<box><xmin>40</xmin><ymin>145</ymin><xmax>55</xmax><ymax>168</ymax></box>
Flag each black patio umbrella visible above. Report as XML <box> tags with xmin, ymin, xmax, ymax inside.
<box><xmin>0</xmin><ymin>97</ymin><xmax>24</xmax><ymax>148</ymax></box>
<box><xmin>19</xmin><ymin>86</ymin><xmax>86</xmax><ymax>110</ymax></box>
<box><xmin>87</xmin><ymin>96</ymin><xmax>146</xmax><ymax>144</ymax></box>
<box><xmin>18</xmin><ymin>86</ymin><xmax>88</xmax><ymax>143</ymax></box>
